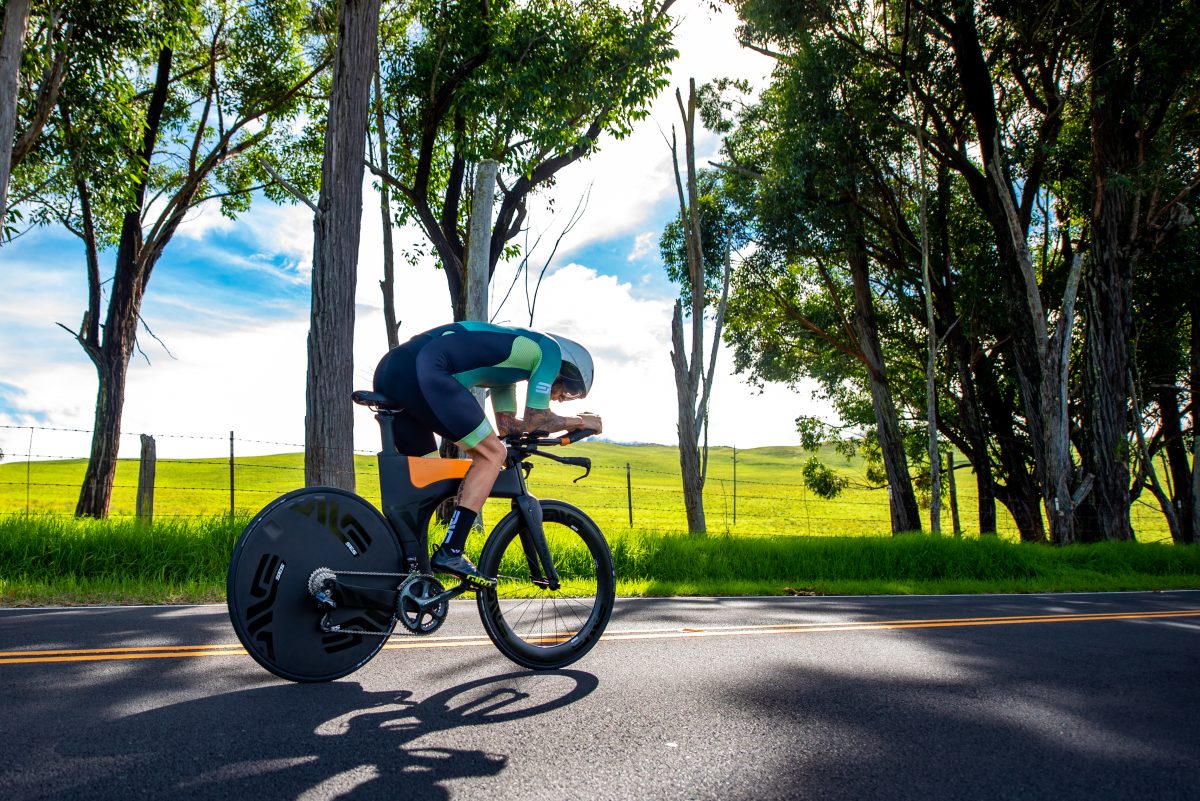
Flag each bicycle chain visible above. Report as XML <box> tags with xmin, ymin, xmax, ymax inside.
<box><xmin>313</xmin><ymin>569</ymin><xmax>441</xmax><ymax>638</ymax></box>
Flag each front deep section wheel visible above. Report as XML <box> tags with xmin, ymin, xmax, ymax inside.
<box><xmin>227</xmin><ymin>487</ymin><xmax>402</xmax><ymax>682</ymax></box>
<box><xmin>475</xmin><ymin>500</ymin><xmax>615</xmax><ymax>670</ymax></box>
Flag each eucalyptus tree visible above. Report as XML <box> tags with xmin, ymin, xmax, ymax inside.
<box><xmin>658</xmin><ymin>82</ymin><xmax>738</xmax><ymax>534</ymax></box>
<box><xmin>708</xmin><ymin>25</ymin><xmax>924</xmax><ymax>533</ymax></box>
<box><xmin>368</xmin><ymin>0</ymin><xmax>676</xmax><ymax>319</ymax></box>
<box><xmin>13</xmin><ymin>0</ymin><xmax>322</xmax><ymax>517</ymax></box>
<box><xmin>1065</xmin><ymin>0</ymin><xmax>1200</xmax><ymax>541</ymax></box>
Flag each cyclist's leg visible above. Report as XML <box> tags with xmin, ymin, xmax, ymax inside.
<box><xmin>458</xmin><ymin>435</ymin><xmax>506</xmax><ymax>511</ymax></box>
<box><xmin>410</xmin><ymin>346</ymin><xmax>503</xmax><ymax>587</ymax></box>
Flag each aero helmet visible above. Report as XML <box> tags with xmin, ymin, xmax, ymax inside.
<box><xmin>548</xmin><ymin>333</ymin><xmax>594</xmax><ymax>399</ymax></box>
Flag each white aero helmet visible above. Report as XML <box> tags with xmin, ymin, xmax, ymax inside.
<box><xmin>548</xmin><ymin>333</ymin><xmax>594</xmax><ymax>399</ymax></box>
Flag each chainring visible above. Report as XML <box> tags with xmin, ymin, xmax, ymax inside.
<box><xmin>396</xmin><ymin>574</ymin><xmax>449</xmax><ymax>634</ymax></box>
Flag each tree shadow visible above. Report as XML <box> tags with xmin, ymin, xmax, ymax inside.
<box><xmin>8</xmin><ymin>669</ymin><xmax>598</xmax><ymax>801</ymax></box>
<box><xmin>709</xmin><ymin>617</ymin><xmax>1200</xmax><ymax>801</ymax></box>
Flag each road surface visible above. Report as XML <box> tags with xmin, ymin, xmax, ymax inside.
<box><xmin>2</xmin><ymin>591</ymin><xmax>1198</xmax><ymax>800</ymax></box>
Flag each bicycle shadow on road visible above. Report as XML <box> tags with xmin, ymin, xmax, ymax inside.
<box><xmin>15</xmin><ymin>669</ymin><xmax>598</xmax><ymax>801</ymax></box>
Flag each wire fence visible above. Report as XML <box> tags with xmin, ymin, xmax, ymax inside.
<box><xmin>0</xmin><ymin>423</ymin><xmax>1175</xmax><ymax>540</ymax></box>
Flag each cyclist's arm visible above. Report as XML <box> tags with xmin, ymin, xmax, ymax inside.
<box><xmin>525</xmin><ymin>408</ymin><xmax>602</xmax><ymax>435</ymax></box>
<box><xmin>495</xmin><ymin>411</ymin><xmax>519</xmax><ymax>437</ymax></box>
<box><xmin>495</xmin><ymin>408</ymin><xmax>602</xmax><ymax>436</ymax></box>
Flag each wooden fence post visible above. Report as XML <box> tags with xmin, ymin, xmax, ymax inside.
<box><xmin>137</xmin><ymin>434</ymin><xmax>156</xmax><ymax>524</ymax></box>
<box><xmin>626</xmin><ymin>463</ymin><xmax>633</xmax><ymax>528</ymax></box>
<box><xmin>229</xmin><ymin>431</ymin><xmax>235</xmax><ymax>518</ymax></box>
<box><xmin>948</xmin><ymin>450</ymin><xmax>962</xmax><ymax>536</ymax></box>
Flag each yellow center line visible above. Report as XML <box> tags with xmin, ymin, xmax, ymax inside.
<box><xmin>0</xmin><ymin>608</ymin><xmax>1196</xmax><ymax>666</ymax></box>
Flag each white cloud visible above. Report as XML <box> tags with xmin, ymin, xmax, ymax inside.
<box><xmin>510</xmin><ymin>0</ymin><xmax>774</xmax><ymax>260</ymax></box>
<box><xmin>628</xmin><ymin>231</ymin><xmax>658</xmax><ymax>262</ymax></box>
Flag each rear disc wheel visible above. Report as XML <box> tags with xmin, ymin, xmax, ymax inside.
<box><xmin>226</xmin><ymin>487</ymin><xmax>401</xmax><ymax>682</ymax></box>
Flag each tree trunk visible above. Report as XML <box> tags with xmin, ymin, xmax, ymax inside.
<box><xmin>1080</xmin><ymin>200</ymin><xmax>1132</xmax><ymax>541</ymax></box>
<box><xmin>1075</xmin><ymin>11</ymin><xmax>1136</xmax><ymax>541</ymax></box>
<box><xmin>1157</xmin><ymin>386</ymin><xmax>1193</xmax><ymax>544</ymax></box>
<box><xmin>76</xmin><ymin>358</ymin><xmax>128</xmax><ymax>518</ymax></box>
<box><xmin>974</xmin><ymin>351</ymin><xmax>1045</xmax><ymax>541</ymax></box>
<box><xmin>671</xmin><ymin>301</ymin><xmax>706</xmax><ymax>533</ymax></box>
<box><xmin>1079</xmin><ymin>320</ymin><xmax>1130</xmax><ymax>515</ymax></box>
<box><xmin>1191</xmin><ymin>295</ymin><xmax>1200</xmax><ymax>545</ymax></box>
<box><xmin>305</xmin><ymin>0</ymin><xmax>382</xmax><ymax>491</ymax></box>
<box><xmin>847</xmin><ymin>232</ymin><xmax>920</xmax><ymax>533</ymax></box>
<box><xmin>372</xmin><ymin>67</ymin><xmax>399</xmax><ymax>350</ymax></box>
<box><xmin>465</xmin><ymin>160</ymin><xmax>498</xmax><ymax>322</ymax></box>
<box><xmin>914</xmin><ymin>120</ymin><xmax>940</xmax><ymax>533</ymax></box>
<box><xmin>933</xmin><ymin>162</ymin><xmax>997</xmax><ymax>534</ymax></box>
<box><xmin>947</xmin><ymin>450</ymin><xmax>962</xmax><ymax>535</ymax></box>
<box><xmin>955</xmin><ymin>341</ymin><xmax>998</xmax><ymax>533</ymax></box>
<box><xmin>996</xmin><ymin>485</ymin><xmax>1045</xmax><ymax>543</ymax></box>
<box><xmin>666</xmin><ymin>81</ymin><xmax>722</xmax><ymax>536</ymax></box>
<box><xmin>0</xmin><ymin>0</ymin><xmax>32</xmax><ymax>234</ymax></box>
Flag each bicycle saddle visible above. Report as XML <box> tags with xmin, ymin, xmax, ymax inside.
<box><xmin>351</xmin><ymin>390</ymin><xmax>405</xmax><ymax>411</ymax></box>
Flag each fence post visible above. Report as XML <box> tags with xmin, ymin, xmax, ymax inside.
<box><xmin>137</xmin><ymin>434</ymin><xmax>156</xmax><ymax>525</ymax></box>
<box><xmin>25</xmin><ymin>426</ymin><xmax>33</xmax><ymax>515</ymax></box>
<box><xmin>732</xmin><ymin>446</ymin><xmax>737</xmax><ymax>525</ymax></box>
<box><xmin>229</xmin><ymin>431</ymin><xmax>235</xmax><ymax>518</ymax></box>
<box><xmin>947</xmin><ymin>450</ymin><xmax>962</xmax><ymax>536</ymax></box>
<box><xmin>626</xmin><ymin>462</ymin><xmax>633</xmax><ymax>528</ymax></box>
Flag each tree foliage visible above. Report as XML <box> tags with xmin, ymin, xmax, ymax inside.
<box><xmin>367</xmin><ymin>0</ymin><xmax>677</xmax><ymax>318</ymax></box>
<box><xmin>710</xmin><ymin>0</ymin><xmax>1200</xmax><ymax>541</ymax></box>
<box><xmin>10</xmin><ymin>0</ymin><xmax>321</xmax><ymax>516</ymax></box>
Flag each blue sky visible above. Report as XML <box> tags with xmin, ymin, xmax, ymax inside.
<box><xmin>0</xmin><ymin>1</ymin><xmax>829</xmax><ymax>462</ymax></box>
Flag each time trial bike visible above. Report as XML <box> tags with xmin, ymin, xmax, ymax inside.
<box><xmin>226</xmin><ymin>390</ymin><xmax>615</xmax><ymax>683</ymax></box>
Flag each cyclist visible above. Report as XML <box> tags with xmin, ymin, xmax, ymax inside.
<box><xmin>371</xmin><ymin>321</ymin><xmax>602</xmax><ymax>589</ymax></box>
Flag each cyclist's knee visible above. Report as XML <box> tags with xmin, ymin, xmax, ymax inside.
<box><xmin>467</xmin><ymin>435</ymin><xmax>506</xmax><ymax>469</ymax></box>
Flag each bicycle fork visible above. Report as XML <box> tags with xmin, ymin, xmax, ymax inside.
<box><xmin>512</xmin><ymin>494</ymin><xmax>561</xmax><ymax>591</ymax></box>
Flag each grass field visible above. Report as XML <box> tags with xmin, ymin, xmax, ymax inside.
<box><xmin>0</xmin><ymin>441</ymin><xmax>1176</xmax><ymax>540</ymax></box>
<box><xmin>0</xmin><ymin>442</ymin><xmax>1190</xmax><ymax>605</ymax></box>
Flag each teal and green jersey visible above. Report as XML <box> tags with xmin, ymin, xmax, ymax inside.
<box><xmin>424</xmin><ymin>321</ymin><xmax>562</xmax><ymax>413</ymax></box>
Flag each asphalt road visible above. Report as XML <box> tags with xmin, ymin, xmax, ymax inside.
<box><xmin>2</xmin><ymin>591</ymin><xmax>1198</xmax><ymax>801</ymax></box>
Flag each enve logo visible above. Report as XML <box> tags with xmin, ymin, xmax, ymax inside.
<box><xmin>536</xmin><ymin>381</ymin><xmax>551</xmax><ymax>395</ymax></box>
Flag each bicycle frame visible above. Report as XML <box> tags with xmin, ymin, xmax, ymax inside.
<box><xmin>371</xmin><ymin>408</ymin><xmax>560</xmax><ymax>590</ymax></box>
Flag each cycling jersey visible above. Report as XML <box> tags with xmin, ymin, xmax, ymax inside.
<box><xmin>372</xmin><ymin>321</ymin><xmax>563</xmax><ymax>452</ymax></box>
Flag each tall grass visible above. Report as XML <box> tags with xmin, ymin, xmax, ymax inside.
<box><xmin>2</xmin><ymin>515</ymin><xmax>1197</xmax><ymax>605</ymax></box>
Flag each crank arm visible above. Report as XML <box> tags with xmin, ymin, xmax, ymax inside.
<box><xmin>421</xmin><ymin>582</ymin><xmax>471</xmax><ymax>610</ymax></box>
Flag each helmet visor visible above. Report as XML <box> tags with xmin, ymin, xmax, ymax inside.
<box><xmin>555</xmin><ymin>370</ymin><xmax>588</xmax><ymax>400</ymax></box>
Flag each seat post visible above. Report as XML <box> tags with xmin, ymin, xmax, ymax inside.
<box><xmin>376</xmin><ymin>411</ymin><xmax>400</xmax><ymax>454</ymax></box>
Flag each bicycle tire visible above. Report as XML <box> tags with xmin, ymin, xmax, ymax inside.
<box><xmin>475</xmin><ymin>500</ymin><xmax>615</xmax><ymax>670</ymax></box>
<box><xmin>227</xmin><ymin>487</ymin><xmax>401</xmax><ymax>682</ymax></box>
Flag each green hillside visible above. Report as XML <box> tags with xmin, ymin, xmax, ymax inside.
<box><xmin>0</xmin><ymin>441</ymin><xmax>1173</xmax><ymax>541</ymax></box>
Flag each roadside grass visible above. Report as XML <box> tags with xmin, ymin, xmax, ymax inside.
<box><xmin>1</xmin><ymin>514</ymin><xmax>1196</xmax><ymax>606</ymax></box>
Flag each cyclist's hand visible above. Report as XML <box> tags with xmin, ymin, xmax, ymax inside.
<box><xmin>574</xmin><ymin>413</ymin><xmax>602</xmax><ymax>434</ymax></box>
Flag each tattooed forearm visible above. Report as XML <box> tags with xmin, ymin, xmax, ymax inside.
<box><xmin>523</xmin><ymin>407</ymin><xmax>580</xmax><ymax>435</ymax></box>
<box><xmin>494</xmin><ymin>411</ymin><xmax>520</xmax><ymax>437</ymax></box>
<box><xmin>496</xmin><ymin>408</ymin><xmax>601</xmax><ymax>437</ymax></box>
